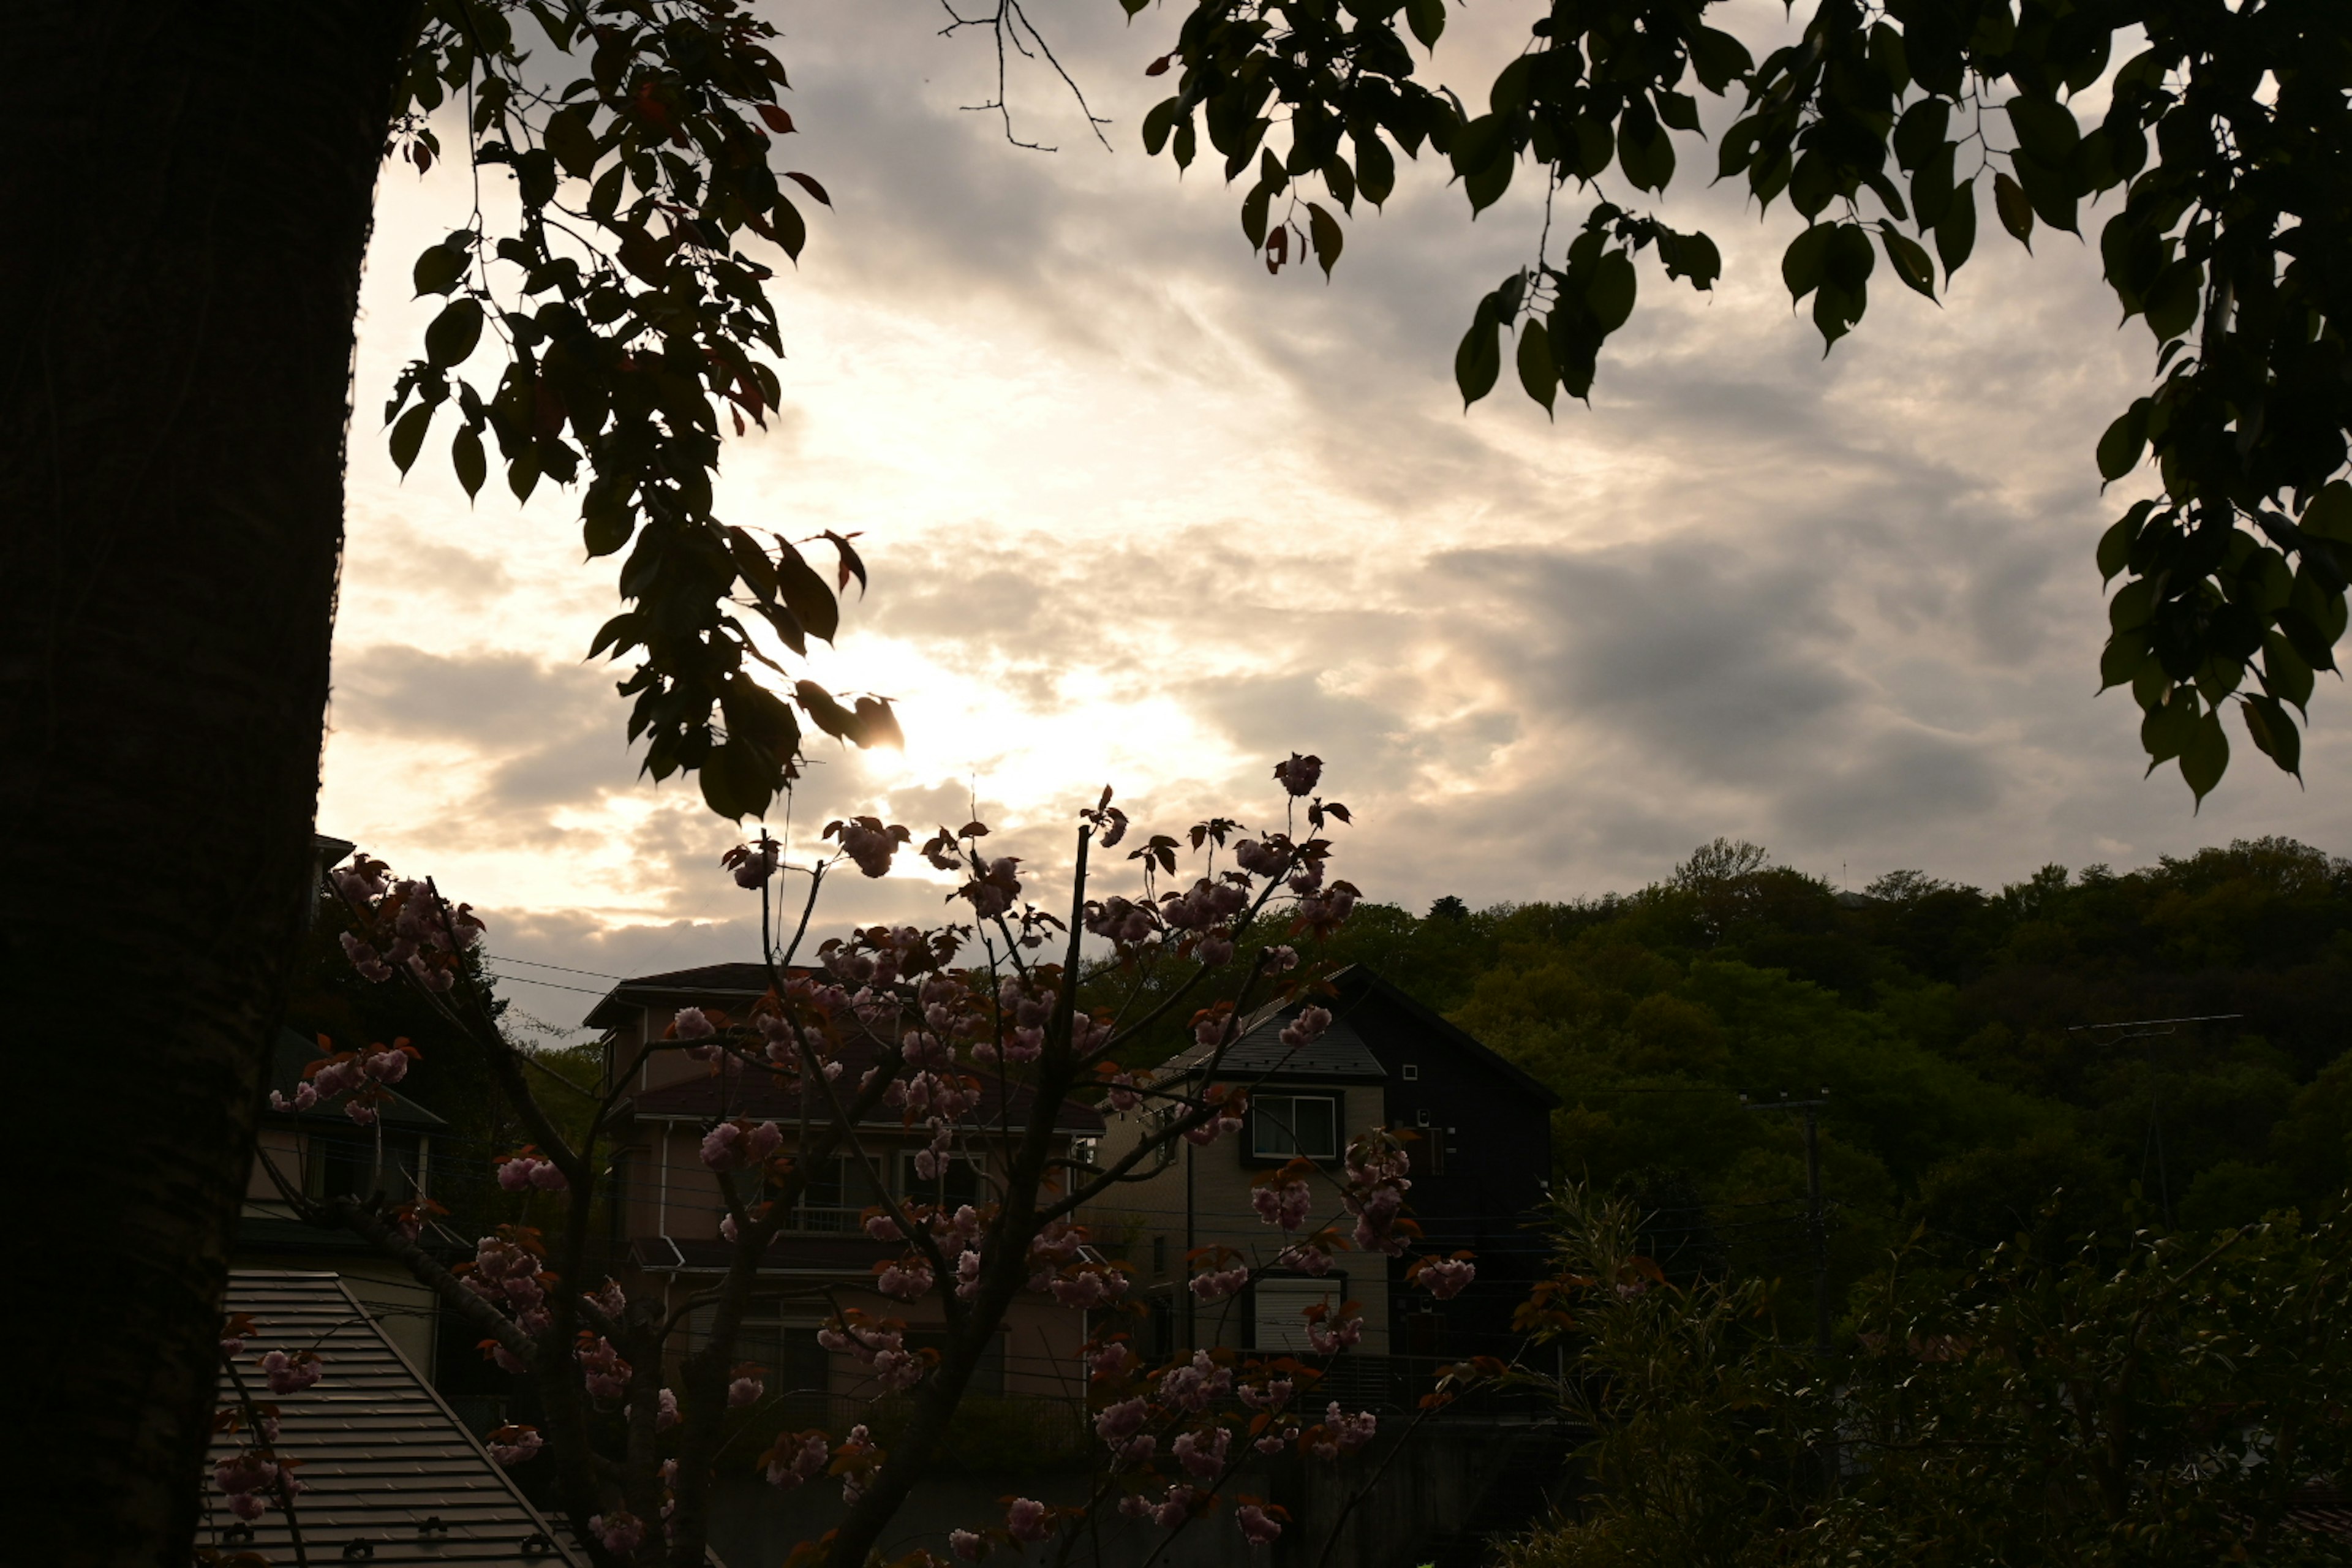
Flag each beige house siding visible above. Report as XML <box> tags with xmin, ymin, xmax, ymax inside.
<box><xmin>1090</xmin><ymin>1080</ymin><xmax>1393</xmax><ymax>1354</ymax></box>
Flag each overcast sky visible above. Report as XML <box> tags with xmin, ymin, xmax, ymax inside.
<box><xmin>320</xmin><ymin>2</ymin><xmax>2351</xmax><ymax>1038</ymax></box>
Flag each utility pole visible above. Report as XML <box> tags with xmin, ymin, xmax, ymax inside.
<box><xmin>2065</xmin><ymin>1014</ymin><xmax>2242</xmax><ymax>1230</ymax></box>
<box><xmin>1744</xmin><ymin>1090</ymin><xmax>1831</xmax><ymax>1359</ymax></box>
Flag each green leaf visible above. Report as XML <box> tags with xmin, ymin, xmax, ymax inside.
<box><xmin>388</xmin><ymin>400</ymin><xmax>435</xmax><ymax>475</ymax></box>
<box><xmin>1355</xmin><ymin>131</ymin><xmax>1396</xmax><ymax>206</ymax></box>
<box><xmin>451</xmin><ymin>425</ymin><xmax>486</xmax><ymax>498</ymax></box>
<box><xmin>769</xmin><ymin>195</ymin><xmax>807</xmax><ymax>263</ymax></box>
<box><xmin>1935</xmin><ymin>179</ymin><xmax>1977</xmax><ymax>279</ymax></box>
<box><xmin>1880</xmin><ymin>226</ymin><xmax>1937</xmax><ymax>300</ymax></box>
<box><xmin>413</xmin><ymin>243</ymin><xmax>466</xmax><ymax>298</ymax></box>
<box><xmin>2301</xmin><ymin>480</ymin><xmax>2352</xmax><ymax>543</ymax></box>
<box><xmin>1616</xmin><ymin>100</ymin><xmax>1675</xmax><ymax>192</ymax></box>
<box><xmin>507</xmin><ymin>444</ymin><xmax>540</xmax><ymax>503</ymax></box>
<box><xmin>723</xmin><ymin>671</ymin><xmax>803</xmax><ymax>766</ymax></box>
<box><xmin>1516</xmin><ymin>318</ymin><xmax>1557</xmax><ymax>414</ymax></box>
<box><xmin>1142</xmin><ymin>100</ymin><xmax>1177</xmax><ymax>157</ymax></box>
<box><xmin>1307</xmin><ymin>202</ymin><xmax>1344</xmax><ymax>278</ymax></box>
<box><xmin>1910</xmin><ymin>142</ymin><xmax>1956</xmax><ymax>229</ymax></box>
<box><xmin>425</xmin><ymin>298</ymin><xmax>484</xmax><ymax>368</ymax></box>
<box><xmin>2098</xmin><ymin>631</ymin><xmax>2149</xmax><ymax>691</ymax></box>
<box><xmin>794</xmin><ymin>679</ymin><xmax>863</xmax><ymax>742</ymax></box>
<box><xmin>1451</xmin><ymin>114</ymin><xmax>1510</xmax><ymax>178</ymax></box>
<box><xmin>773</xmin><ymin>537</ymin><xmax>841</xmax><ymax>643</ymax></box>
<box><xmin>582</xmin><ymin>482</ymin><xmax>633</xmax><ymax>558</ymax></box>
<box><xmin>1405</xmin><ymin>0</ymin><xmax>1446</xmax><ymax>49</ymax></box>
<box><xmin>1241</xmin><ymin>183</ymin><xmax>1272</xmax><ymax>248</ymax></box>
<box><xmin>1656</xmin><ymin>91</ymin><xmax>1700</xmax><ymax>134</ymax></box>
<box><xmin>2141</xmin><ymin>687</ymin><xmax>2199</xmax><ymax>765</ymax></box>
<box><xmin>1892</xmin><ymin>100</ymin><xmax>1950</xmax><ymax>172</ymax></box>
<box><xmin>544</xmin><ymin>107</ymin><xmax>599</xmax><ymax>179</ymax></box>
<box><xmin>2097</xmin><ymin>502</ymin><xmax>2152</xmax><ymax>582</ymax></box>
<box><xmin>2179</xmin><ymin>706</ymin><xmax>2230</xmax><ymax>803</ymax></box>
<box><xmin>1464</xmin><ymin>151</ymin><xmax>1512</xmax><ymax>214</ymax></box>
<box><xmin>2097</xmin><ymin>399</ymin><xmax>2152</xmax><ymax>483</ymax></box>
<box><xmin>2241</xmin><ymin>695</ymin><xmax>2302</xmax><ymax>778</ymax></box>
<box><xmin>1992</xmin><ymin>171</ymin><xmax>2034</xmax><ymax>250</ymax></box>
<box><xmin>1782</xmin><ymin>224</ymin><xmax>1833</xmax><ymax>303</ymax></box>
<box><xmin>1588</xmin><ymin>251</ymin><xmax>1637</xmax><ymax>333</ymax></box>
<box><xmin>2143</xmin><ymin>259</ymin><xmax>2202</xmax><ymax>342</ymax></box>
<box><xmin>1455</xmin><ymin>298</ymin><xmax>1502</xmax><ymax>408</ymax></box>
<box><xmin>2004</xmin><ymin>97</ymin><xmax>2080</xmax><ymax>171</ymax></box>
<box><xmin>2261</xmin><ymin>630</ymin><xmax>2316</xmax><ymax>714</ymax></box>
<box><xmin>1825</xmin><ymin>223</ymin><xmax>1876</xmax><ymax>295</ymax></box>
<box><xmin>698</xmin><ymin>740</ymin><xmax>774</xmax><ymax>821</ymax></box>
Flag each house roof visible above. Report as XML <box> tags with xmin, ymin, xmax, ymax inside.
<box><xmin>264</xmin><ymin>1028</ymin><xmax>448</xmax><ymax>1131</ymax></box>
<box><xmin>1158</xmin><ymin>998</ymin><xmax>1388</xmax><ymax>1083</ymax></box>
<box><xmin>582</xmin><ymin>962</ymin><xmax>785</xmax><ymax>1030</ymax></box>
<box><xmin>1148</xmin><ymin>967</ymin><xmax>1560</xmax><ymax>1106</ymax></box>
<box><xmin>205</xmin><ymin>1272</ymin><xmax>584</xmax><ymax>1566</ymax></box>
<box><xmin>624</xmin><ymin>1053</ymin><xmax>1106</xmax><ymax>1137</ymax></box>
<box><xmin>1328</xmin><ymin>967</ymin><xmax>1562</xmax><ymax>1107</ymax></box>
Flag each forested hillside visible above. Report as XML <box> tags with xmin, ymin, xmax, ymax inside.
<box><xmin>1300</xmin><ymin>837</ymin><xmax>2352</xmax><ymax>1290</ymax></box>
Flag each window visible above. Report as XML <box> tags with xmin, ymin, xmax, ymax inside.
<box><xmin>897</xmin><ymin>1150</ymin><xmax>982</xmax><ymax>1210</ymax></box>
<box><xmin>1253</xmin><ymin>1278</ymin><xmax>1346</xmax><ymax>1354</ymax></box>
<box><xmin>305</xmin><ymin>1132</ymin><xmax>420</xmax><ymax>1203</ymax></box>
<box><xmin>1251</xmin><ymin>1095</ymin><xmax>1338</xmax><ymax>1161</ymax></box>
<box><xmin>1415</xmin><ymin>1108</ymin><xmax>1431</xmax><ymax>1127</ymax></box>
<box><xmin>1400</xmin><ymin>1063</ymin><xmax>1419</xmax><ymax>1082</ymax></box>
<box><xmin>788</xmin><ymin>1154</ymin><xmax>882</xmax><ymax>1233</ymax></box>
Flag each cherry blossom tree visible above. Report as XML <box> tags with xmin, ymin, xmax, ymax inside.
<box><xmin>244</xmin><ymin>758</ymin><xmax>1484</xmax><ymax>1567</ymax></box>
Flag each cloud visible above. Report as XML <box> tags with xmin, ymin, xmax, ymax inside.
<box><xmin>316</xmin><ymin>2</ymin><xmax>2352</xmax><ymax>976</ymax></box>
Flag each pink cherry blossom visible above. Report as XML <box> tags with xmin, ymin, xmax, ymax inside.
<box><xmin>591</xmin><ymin>1512</ymin><xmax>644</xmax><ymax>1555</ymax></box>
<box><xmin>1005</xmin><ymin>1497</ymin><xmax>1050</xmax><ymax>1543</ymax></box>
<box><xmin>258</xmin><ymin>1349</ymin><xmax>322</xmax><ymax>1395</ymax></box>
<box><xmin>1172</xmin><ymin>1425</ymin><xmax>1230</xmax><ymax>1480</ymax></box>
<box><xmin>1236</xmin><ymin>1503</ymin><xmax>1284</xmax><ymax>1547</ymax></box>
<box><xmin>487</xmin><ymin>1423</ymin><xmax>543</xmax><ymax>1465</ymax></box>
<box><xmin>949</xmin><ymin>1528</ymin><xmax>986</xmax><ymax>1560</ymax></box>
<box><xmin>729</xmin><ymin>1373</ymin><xmax>764</xmax><ymax>1408</ymax></box>
<box><xmin>1416</xmin><ymin>1256</ymin><xmax>1477</xmax><ymax>1300</ymax></box>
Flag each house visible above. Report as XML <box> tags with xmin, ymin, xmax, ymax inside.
<box><xmin>586</xmin><ymin>963</ymin><xmax>1107</xmax><ymax>1412</ymax></box>
<box><xmin>203</xmin><ymin>1270</ymin><xmax>584</xmax><ymax>1566</ymax></box>
<box><xmin>237</xmin><ymin>1027</ymin><xmax>448</xmax><ymax>1378</ymax></box>
<box><xmin>1087</xmin><ymin>966</ymin><xmax>1558</xmax><ymax>1370</ymax></box>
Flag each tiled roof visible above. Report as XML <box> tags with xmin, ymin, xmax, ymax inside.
<box><xmin>1158</xmin><ymin>998</ymin><xmax>1387</xmax><ymax>1083</ymax></box>
<box><xmin>204</xmin><ymin>1272</ymin><xmax>583</xmax><ymax>1566</ymax></box>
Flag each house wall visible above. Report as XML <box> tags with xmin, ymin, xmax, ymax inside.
<box><xmin>1087</xmin><ymin>1079</ymin><xmax>1394</xmax><ymax>1355</ymax></box>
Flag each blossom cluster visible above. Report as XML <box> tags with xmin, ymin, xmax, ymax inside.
<box><xmin>486</xmin><ymin>1422</ymin><xmax>543</xmax><ymax>1466</ymax></box>
<box><xmin>496</xmin><ymin>1147</ymin><xmax>567</xmax><ymax>1193</ymax></box>
<box><xmin>330</xmin><ymin>854</ymin><xmax>485</xmax><ymax>993</ymax></box>
<box><xmin>213</xmin><ymin>1449</ymin><xmax>304</xmax><ymax>1523</ymax></box>
<box><xmin>454</xmin><ymin>1227</ymin><xmax>553</xmax><ymax>1371</ymax></box>
<box><xmin>1077</xmin><ymin>1336</ymin><xmax>1376</xmax><ymax>1550</ymax></box>
<box><xmin>818</xmin><ymin>1308</ymin><xmax>927</xmax><ymax>1393</ymax></box>
<box><xmin>270</xmin><ymin>1035</ymin><xmax>420</xmax><ymax>1126</ymax></box>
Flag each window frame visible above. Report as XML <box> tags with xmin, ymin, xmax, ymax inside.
<box><xmin>1248</xmin><ymin>1092</ymin><xmax>1340</xmax><ymax>1162</ymax></box>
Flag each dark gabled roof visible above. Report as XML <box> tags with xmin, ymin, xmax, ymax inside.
<box><xmin>1157</xmin><ymin>997</ymin><xmax>1387</xmax><ymax>1084</ymax></box>
<box><xmin>583</xmin><ymin>962</ymin><xmax>784</xmax><ymax>1030</ymax></box>
<box><xmin>205</xmin><ymin>1272</ymin><xmax>584</xmax><ymax>1566</ymax></box>
<box><xmin>1147</xmin><ymin>968</ymin><xmax>1559</xmax><ymax>1106</ymax></box>
<box><xmin>265</xmin><ymin>1028</ymin><xmax>448</xmax><ymax>1131</ymax></box>
<box><xmin>625</xmin><ymin>1054</ymin><xmax>1106</xmax><ymax>1136</ymax></box>
<box><xmin>1328</xmin><ymin>967</ymin><xmax>1562</xmax><ymax>1107</ymax></box>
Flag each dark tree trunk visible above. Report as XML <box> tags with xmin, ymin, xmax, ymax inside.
<box><xmin>0</xmin><ymin>6</ymin><xmax>412</xmax><ymax>1562</ymax></box>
